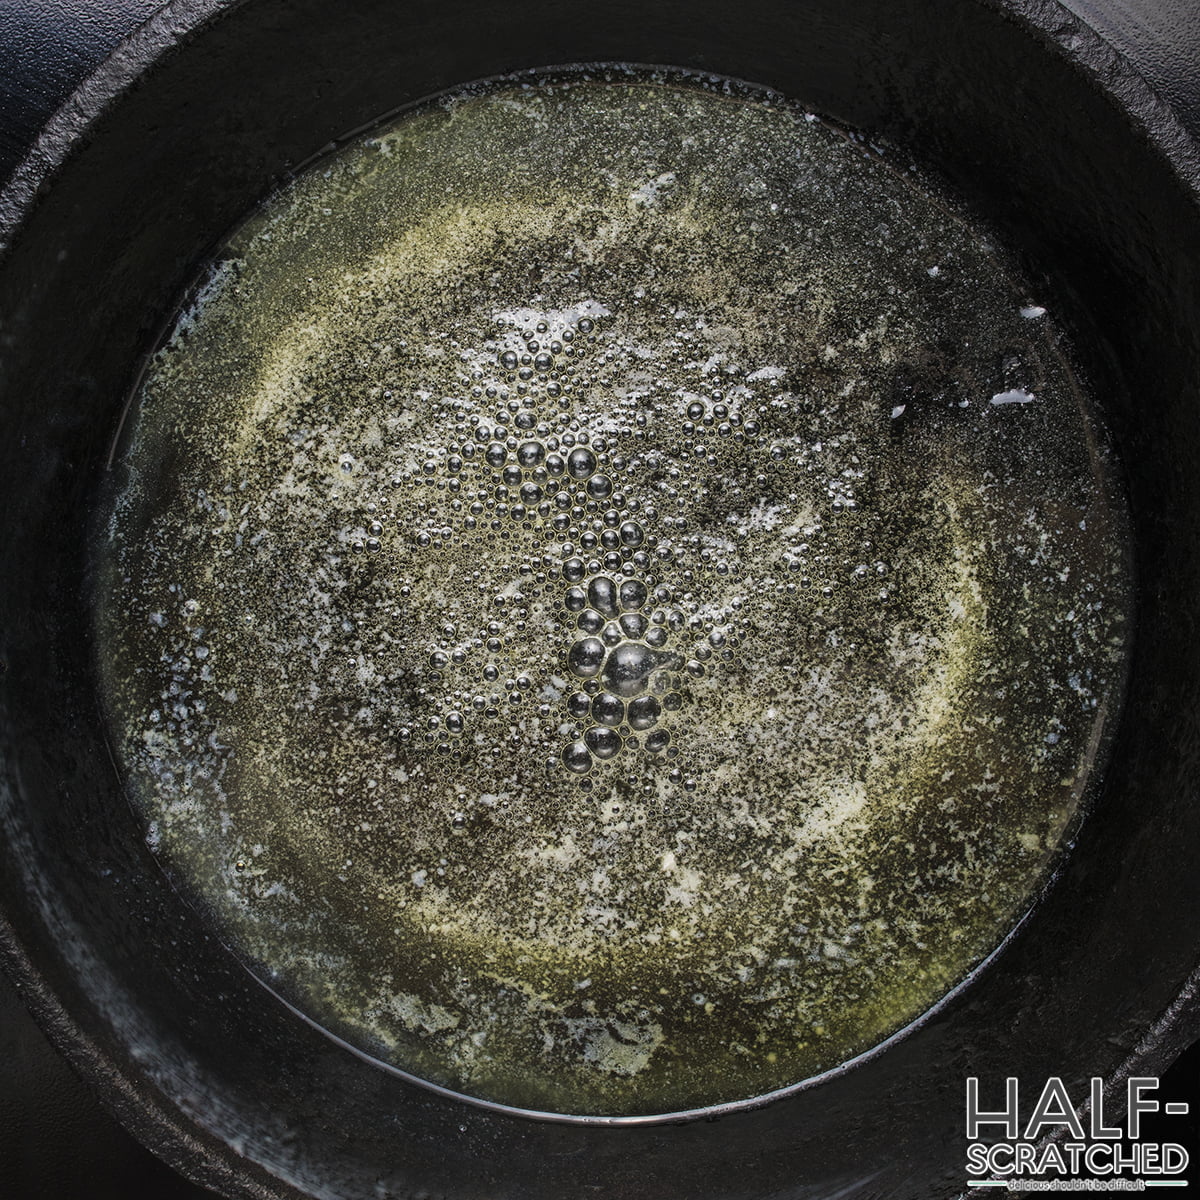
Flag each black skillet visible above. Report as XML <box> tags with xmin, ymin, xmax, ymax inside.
<box><xmin>2</xmin><ymin>1</ymin><xmax>1200</xmax><ymax>1197</ymax></box>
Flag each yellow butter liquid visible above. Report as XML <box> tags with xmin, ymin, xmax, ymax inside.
<box><xmin>95</xmin><ymin>69</ymin><xmax>1131</xmax><ymax>1116</ymax></box>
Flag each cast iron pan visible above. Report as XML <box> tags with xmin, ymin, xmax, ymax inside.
<box><xmin>2</xmin><ymin>0</ymin><xmax>1200</xmax><ymax>1196</ymax></box>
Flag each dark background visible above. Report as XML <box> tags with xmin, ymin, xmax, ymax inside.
<box><xmin>0</xmin><ymin>1</ymin><xmax>1197</xmax><ymax>1196</ymax></box>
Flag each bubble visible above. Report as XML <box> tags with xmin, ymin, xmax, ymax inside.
<box><xmin>562</xmin><ymin>740</ymin><xmax>592</xmax><ymax>774</ymax></box>
<box><xmin>600</xmin><ymin>529</ymin><xmax>620</xmax><ymax>551</ymax></box>
<box><xmin>686</xmin><ymin>401</ymin><xmax>705</xmax><ymax>420</ymax></box>
<box><xmin>562</xmin><ymin>558</ymin><xmax>586</xmax><ymax>583</ymax></box>
<box><xmin>545</xmin><ymin>453</ymin><xmax>566</xmax><ymax>477</ymax></box>
<box><xmin>591</xmin><ymin>692</ymin><xmax>625</xmax><ymax>726</ymax></box>
<box><xmin>564</xmin><ymin>587</ymin><xmax>588</xmax><ymax>612</ymax></box>
<box><xmin>618</xmin><ymin>579</ymin><xmax>648</xmax><ymax>611</ymax></box>
<box><xmin>620</xmin><ymin>612</ymin><xmax>649</xmax><ymax>639</ymax></box>
<box><xmin>602</xmin><ymin>642</ymin><xmax>658</xmax><ymax>697</ymax></box>
<box><xmin>628</xmin><ymin>694</ymin><xmax>661</xmax><ymax>730</ymax></box>
<box><xmin>517</xmin><ymin>441</ymin><xmax>545</xmax><ymax>468</ymax></box>
<box><xmin>567</xmin><ymin>448</ymin><xmax>597</xmax><ymax>480</ymax></box>
<box><xmin>499</xmin><ymin>350</ymin><xmax>519</xmax><ymax>370</ymax></box>
<box><xmin>520</xmin><ymin>482</ymin><xmax>542</xmax><ymax>504</ymax></box>
<box><xmin>502</xmin><ymin>465</ymin><xmax>522</xmax><ymax>485</ymax></box>
<box><xmin>619</xmin><ymin>521</ymin><xmax>645</xmax><ymax>548</ymax></box>
<box><xmin>645</xmin><ymin>729</ymin><xmax>671</xmax><ymax>754</ymax></box>
<box><xmin>577</xmin><ymin>608</ymin><xmax>605</xmax><ymax>634</ymax></box>
<box><xmin>568</xmin><ymin>637</ymin><xmax>606</xmax><ymax>678</ymax></box>
<box><xmin>577</xmin><ymin>317</ymin><xmax>595</xmax><ymax>334</ymax></box>
<box><xmin>567</xmin><ymin>692</ymin><xmax>591</xmax><ymax>719</ymax></box>
<box><xmin>586</xmin><ymin>474</ymin><xmax>613</xmax><ymax>501</ymax></box>
<box><xmin>588</xmin><ymin>575</ymin><xmax>619</xmax><ymax>616</ymax></box>
<box><xmin>584</xmin><ymin>726</ymin><xmax>621</xmax><ymax>758</ymax></box>
<box><xmin>486</xmin><ymin>443</ymin><xmax>507</xmax><ymax>467</ymax></box>
<box><xmin>534</xmin><ymin>352</ymin><xmax>554</xmax><ymax>372</ymax></box>
<box><xmin>645</xmin><ymin>625</ymin><xmax>668</xmax><ymax>648</ymax></box>
<box><xmin>445</xmin><ymin>712</ymin><xmax>465</xmax><ymax>734</ymax></box>
<box><xmin>602</xmin><ymin>622</ymin><xmax>623</xmax><ymax>647</ymax></box>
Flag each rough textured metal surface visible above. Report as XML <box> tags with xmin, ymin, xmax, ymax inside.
<box><xmin>1060</xmin><ymin>0</ymin><xmax>1200</xmax><ymax>136</ymax></box>
<box><xmin>0</xmin><ymin>0</ymin><xmax>166</xmax><ymax>181</ymax></box>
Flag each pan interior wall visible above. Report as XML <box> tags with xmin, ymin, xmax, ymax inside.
<box><xmin>93</xmin><ymin>68</ymin><xmax>1132</xmax><ymax>1117</ymax></box>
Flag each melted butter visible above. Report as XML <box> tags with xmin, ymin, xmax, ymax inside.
<box><xmin>95</xmin><ymin>69</ymin><xmax>1132</xmax><ymax>1116</ymax></box>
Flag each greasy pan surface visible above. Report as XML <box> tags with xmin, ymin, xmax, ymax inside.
<box><xmin>2</xmin><ymin>0</ymin><xmax>1200</xmax><ymax>1196</ymax></box>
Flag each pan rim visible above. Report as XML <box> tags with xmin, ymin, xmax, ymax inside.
<box><xmin>2</xmin><ymin>0</ymin><xmax>1199</xmax><ymax>1196</ymax></box>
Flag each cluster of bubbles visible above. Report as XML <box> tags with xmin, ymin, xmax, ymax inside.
<box><xmin>561</xmin><ymin>571</ymin><xmax>683</xmax><ymax>772</ymax></box>
<box><xmin>342</xmin><ymin>307</ymin><xmax>765</xmax><ymax>779</ymax></box>
<box><xmin>338</xmin><ymin>272</ymin><xmax>987</xmax><ymax>788</ymax></box>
